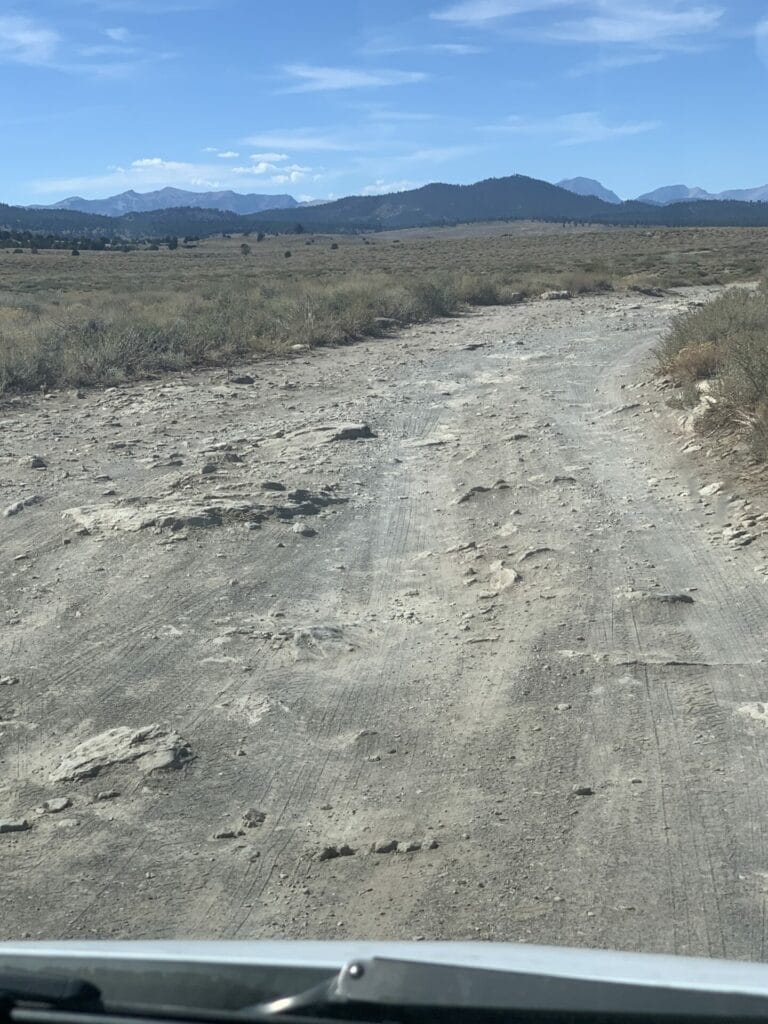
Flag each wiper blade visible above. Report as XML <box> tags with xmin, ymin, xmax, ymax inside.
<box><xmin>250</xmin><ymin>956</ymin><xmax>768</xmax><ymax>1021</ymax></box>
<box><xmin>0</xmin><ymin>973</ymin><xmax>351</xmax><ymax>1024</ymax></box>
<box><xmin>0</xmin><ymin>974</ymin><xmax>102</xmax><ymax>1012</ymax></box>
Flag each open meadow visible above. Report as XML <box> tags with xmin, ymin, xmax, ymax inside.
<box><xmin>1</xmin><ymin>222</ymin><xmax>768</xmax><ymax>392</ymax></box>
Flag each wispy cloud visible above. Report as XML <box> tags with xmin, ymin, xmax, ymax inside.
<box><xmin>243</xmin><ymin>130</ymin><xmax>357</xmax><ymax>152</ymax></box>
<box><xmin>360</xmin><ymin>106</ymin><xmax>435</xmax><ymax>123</ymax></box>
<box><xmin>363</xmin><ymin>37</ymin><xmax>485</xmax><ymax>55</ymax></box>
<box><xmin>64</xmin><ymin>0</ymin><xmax>215</xmax><ymax>11</ymax></box>
<box><xmin>431</xmin><ymin>0</ymin><xmax>723</xmax><ymax>48</ymax></box>
<box><xmin>430</xmin><ymin>42</ymin><xmax>486</xmax><ymax>53</ymax></box>
<box><xmin>0</xmin><ymin>15</ymin><xmax>60</xmax><ymax>64</ymax></box>
<box><xmin>485</xmin><ymin>111</ymin><xmax>660</xmax><ymax>145</ymax></box>
<box><xmin>32</xmin><ymin>154</ymin><xmax>316</xmax><ymax>197</ymax></box>
<box><xmin>249</xmin><ymin>151</ymin><xmax>289</xmax><ymax>161</ymax></box>
<box><xmin>432</xmin><ymin>1</ymin><xmax>567</xmax><ymax>25</ymax></box>
<box><xmin>281</xmin><ymin>64</ymin><xmax>427</xmax><ymax>92</ymax></box>
<box><xmin>757</xmin><ymin>15</ymin><xmax>768</xmax><ymax>67</ymax></box>
<box><xmin>405</xmin><ymin>144</ymin><xmax>480</xmax><ymax>161</ymax></box>
<box><xmin>216</xmin><ymin>150</ymin><xmax>239</xmax><ymax>158</ymax></box>
<box><xmin>361</xmin><ymin>179</ymin><xmax>420</xmax><ymax>195</ymax></box>
<box><xmin>0</xmin><ymin>12</ymin><xmax>174</xmax><ymax>77</ymax></box>
<box><xmin>549</xmin><ymin>5</ymin><xmax>723</xmax><ymax>44</ymax></box>
<box><xmin>567</xmin><ymin>50</ymin><xmax>665</xmax><ymax>76</ymax></box>
<box><xmin>105</xmin><ymin>27</ymin><xmax>132</xmax><ymax>42</ymax></box>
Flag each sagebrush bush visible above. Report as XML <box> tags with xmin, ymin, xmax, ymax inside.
<box><xmin>657</xmin><ymin>282</ymin><xmax>768</xmax><ymax>449</ymax></box>
<box><xmin>0</xmin><ymin>270</ymin><xmax>533</xmax><ymax>392</ymax></box>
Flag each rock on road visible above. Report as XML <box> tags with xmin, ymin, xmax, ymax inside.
<box><xmin>2</xmin><ymin>287</ymin><xmax>768</xmax><ymax>956</ymax></box>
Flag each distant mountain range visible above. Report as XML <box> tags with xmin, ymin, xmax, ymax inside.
<box><xmin>636</xmin><ymin>183</ymin><xmax>768</xmax><ymax>204</ymax></box>
<box><xmin>31</xmin><ymin>187</ymin><xmax>299</xmax><ymax>217</ymax></box>
<box><xmin>5</xmin><ymin>173</ymin><xmax>768</xmax><ymax>242</ymax></box>
<box><xmin>557</xmin><ymin>177</ymin><xmax>622</xmax><ymax>204</ymax></box>
<box><xmin>558</xmin><ymin>177</ymin><xmax>768</xmax><ymax>206</ymax></box>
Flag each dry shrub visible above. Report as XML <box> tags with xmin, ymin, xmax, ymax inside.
<box><xmin>657</xmin><ymin>282</ymin><xmax>768</xmax><ymax>452</ymax></box>
<box><xmin>667</xmin><ymin>342</ymin><xmax>720</xmax><ymax>381</ymax></box>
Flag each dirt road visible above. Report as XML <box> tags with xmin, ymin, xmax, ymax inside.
<box><xmin>3</xmin><ymin>287</ymin><xmax>768</xmax><ymax>957</ymax></box>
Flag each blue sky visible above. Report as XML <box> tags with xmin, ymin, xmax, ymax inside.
<box><xmin>1</xmin><ymin>1</ymin><xmax>767</xmax><ymax>205</ymax></box>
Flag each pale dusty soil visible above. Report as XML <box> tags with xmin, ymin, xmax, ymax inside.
<box><xmin>3</xmin><ymin>287</ymin><xmax>768</xmax><ymax>958</ymax></box>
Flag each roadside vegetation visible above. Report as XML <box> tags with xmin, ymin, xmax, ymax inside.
<box><xmin>657</xmin><ymin>280</ymin><xmax>768</xmax><ymax>454</ymax></box>
<box><xmin>1</xmin><ymin>224</ymin><xmax>768</xmax><ymax>393</ymax></box>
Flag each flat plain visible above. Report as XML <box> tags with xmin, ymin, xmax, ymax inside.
<box><xmin>3</xmin><ymin>224</ymin><xmax>768</xmax><ymax>953</ymax></box>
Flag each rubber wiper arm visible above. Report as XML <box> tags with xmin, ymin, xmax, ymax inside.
<box><xmin>0</xmin><ymin>974</ymin><xmax>102</xmax><ymax>1012</ymax></box>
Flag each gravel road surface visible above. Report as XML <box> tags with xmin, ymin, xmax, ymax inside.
<box><xmin>3</xmin><ymin>287</ymin><xmax>768</xmax><ymax>957</ymax></box>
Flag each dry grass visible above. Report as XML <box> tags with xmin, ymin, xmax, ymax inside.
<box><xmin>657</xmin><ymin>281</ymin><xmax>768</xmax><ymax>454</ymax></box>
<box><xmin>2</xmin><ymin>223</ymin><xmax>768</xmax><ymax>393</ymax></box>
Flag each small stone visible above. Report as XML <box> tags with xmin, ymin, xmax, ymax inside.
<box><xmin>201</xmin><ymin>463</ymin><xmax>218</xmax><ymax>475</ymax></box>
<box><xmin>318</xmin><ymin>845</ymin><xmax>341</xmax><ymax>861</ymax></box>
<box><xmin>329</xmin><ymin>423</ymin><xmax>376</xmax><ymax>442</ymax></box>
<box><xmin>371</xmin><ymin>839</ymin><xmax>398</xmax><ymax>854</ymax></box>
<box><xmin>554</xmin><ymin>703</ymin><xmax>572</xmax><ymax>712</ymax></box>
<box><xmin>338</xmin><ymin>844</ymin><xmax>356</xmax><ymax>857</ymax></box>
<box><xmin>572</xmin><ymin>785</ymin><xmax>594</xmax><ymax>796</ymax></box>
<box><xmin>4</xmin><ymin>502</ymin><xmax>24</xmax><ymax>517</ymax></box>
<box><xmin>0</xmin><ymin>676</ymin><xmax>19</xmax><ymax>686</ymax></box>
<box><xmin>242</xmin><ymin>808</ymin><xmax>266</xmax><ymax>828</ymax></box>
<box><xmin>424</xmin><ymin>837</ymin><xmax>439</xmax><ymax>849</ymax></box>
<box><xmin>40</xmin><ymin>797</ymin><xmax>71</xmax><ymax>814</ymax></box>
<box><xmin>0</xmin><ymin>819</ymin><xmax>31</xmax><ymax>834</ymax></box>
<box><xmin>699</xmin><ymin>481</ymin><xmax>724</xmax><ymax>497</ymax></box>
<box><xmin>292</xmin><ymin>523</ymin><xmax>317</xmax><ymax>537</ymax></box>
<box><xmin>231</xmin><ymin>374</ymin><xmax>255</xmax><ymax>385</ymax></box>
<box><xmin>397</xmin><ymin>840</ymin><xmax>422</xmax><ymax>853</ymax></box>
<box><xmin>262</xmin><ymin>481</ymin><xmax>286</xmax><ymax>491</ymax></box>
<box><xmin>20</xmin><ymin>455</ymin><xmax>46</xmax><ymax>469</ymax></box>
<box><xmin>213</xmin><ymin>829</ymin><xmax>243</xmax><ymax>839</ymax></box>
<box><xmin>541</xmin><ymin>290</ymin><xmax>571</xmax><ymax>301</ymax></box>
<box><xmin>94</xmin><ymin>790</ymin><xmax>120</xmax><ymax>801</ymax></box>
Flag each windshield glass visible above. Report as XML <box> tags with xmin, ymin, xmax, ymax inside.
<box><xmin>2</xmin><ymin>0</ymin><xmax>768</xmax><ymax>961</ymax></box>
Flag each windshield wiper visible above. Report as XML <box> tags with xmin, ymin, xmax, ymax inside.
<box><xmin>0</xmin><ymin>974</ymin><xmax>102</xmax><ymax>1013</ymax></box>
<box><xmin>0</xmin><ymin>970</ymin><xmax>351</xmax><ymax>1024</ymax></box>
<box><xmin>248</xmin><ymin>956</ymin><xmax>768</xmax><ymax>1022</ymax></box>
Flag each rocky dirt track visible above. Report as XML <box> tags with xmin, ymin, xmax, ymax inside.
<box><xmin>3</xmin><ymin>287</ymin><xmax>768</xmax><ymax>957</ymax></box>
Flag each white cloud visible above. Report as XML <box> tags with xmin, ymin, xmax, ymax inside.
<box><xmin>31</xmin><ymin>154</ymin><xmax>314</xmax><ymax>196</ymax></box>
<box><xmin>406</xmin><ymin>144</ymin><xmax>479</xmax><ymax>161</ymax></box>
<box><xmin>429</xmin><ymin>42</ymin><xmax>486</xmax><ymax>53</ymax></box>
<box><xmin>567</xmin><ymin>51</ymin><xmax>665</xmax><ymax>75</ymax></box>
<box><xmin>550</xmin><ymin>5</ymin><xmax>723</xmax><ymax>43</ymax></box>
<box><xmin>364</xmin><ymin>38</ymin><xmax>485</xmax><ymax>54</ymax></box>
<box><xmin>758</xmin><ymin>15</ymin><xmax>768</xmax><ymax>68</ymax></box>
<box><xmin>272</xmin><ymin>170</ymin><xmax>310</xmax><ymax>184</ymax></box>
<box><xmin>282</xmin><ymin>63</ymin><xmax>427</xmax><ymax>92</ymax></box>
<box><xmin>431</xmin><ymin>0</ymin><xmax>723</xmax><ymax>47</ymax></box>
<box><xmin>243</xmin><ymin>130</ymin><xmax>355</xmax><ymax>151</ymax></box>
<box><xmin>217</xmin><ymin>150</ymin><xmax>239</xmax><ymax>158</ymax></box>
<box><xmin>0</xmin><ymin>15</ymin><xmax>60</xmax><ymax>64</ymax></box>
<box><xmin>485</xmin><ymin>111</ymin><xmax>660</xmax><ymax>145</ymax></box>
<box><xmin>105</xmin><ymin>27</ymin><xmax>132</xmax><ymax>42</ymax></box>
<box><xmin>432</xmin><ymin>1</ymin><xmax>567</xmax><ymax>24</ymax></box>
<box><xmin>250</xmin><ymin>152</ymin><xmax>289</xmax><ymax>162</ymax></box>
<box><xmin>234</xmin><ymin>161</ymin><xmax>279</xmax><ymax>174</ymax></box>
<box><xmin>361</xmin><ymin>179</ymin><xmax>419</xmax><ymax>195</ymax></box>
